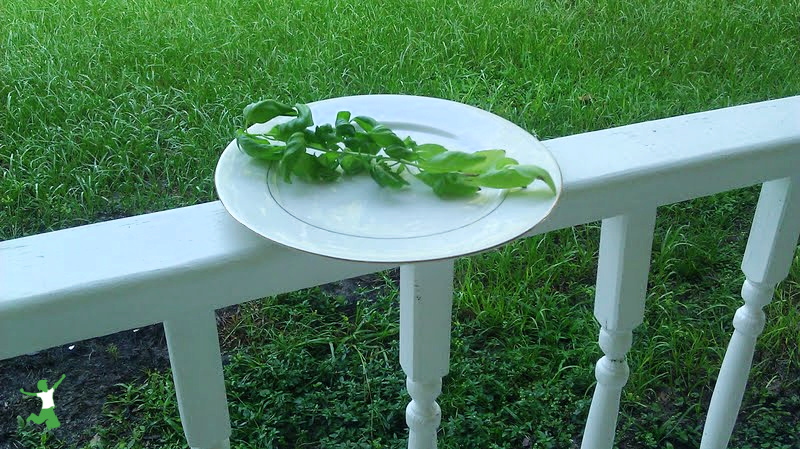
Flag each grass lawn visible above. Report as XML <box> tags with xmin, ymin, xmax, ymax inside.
<box><xmin>2</xmin><ymin>0</ymin><xmax>799</xmax><ymax>447</ymax></box>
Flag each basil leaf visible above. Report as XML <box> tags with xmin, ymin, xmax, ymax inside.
<box><xmin>492</xmin><ymin>157</ymin><xmax>519</xmax><ymax>169</ymax></box>
<box><xmin>268</xmin><ymin>104</ymin><xmax>314</xmax><ymax>141</ymax></box>
<box><xmin>277</xmin><ymin>132</ymin><xmax>307</xmax><ymax>183</ymax></box>
<box><xmin>470</xmin><ymin>169</ymin><xmax>525</xmax><ymax>188</ymax></box>
<box><xmin>333</xmin><ymin>111</ymin><xmax>355</xmax><ymax>137</ymax></box>
<box><xmin>384</xmin><ymin>144</ymin><xmax>413</xmax><ymax>160</ymax></box>
<box><xmin>387</xmin><ymin>170</ymin><xmax>409</xmax><ymax>188</ymax></box>
<box><xmin>336</xmin><ymin>122</ymin><xmax>356</xmax><ymax>138</ymax></box>
<box><xmin>317</xmin><ymin>165</ymin><xmax>341</xmax><ymax>182</ymax></box>
<box><xmin>335</xmin><ymin>110</ymin><xmax>351</xmax><ymax>127</ymax></box>
<box><xmin>368</xmin><ymin>124</ymin><xmax>403</xmax><ymax>147</ymax></box>
<box><xmin>314</xmin><ymin>124</ymin><xmax>339</xmax><ymax>149</ymax></box>
<box><xmin>301</xmin><ymin>129</ymin><xmax>328</xmax><ymax>151</ymax></box>
<box><xmin>340</xmin><ymin>154</ymin><xmax>367</xmax><ymax>175</ymax></box>
<box><xmin>317</xmin><ymin>152</ymin><xmax>340</xmax><ymax>170</ymax></box>
<box><xmin>414</xmin><ymin>171</ymin><xmax>439</xmax><ymax>188</ymax></box>
<box><xmin>369</xmin><ymin>162</ymin><xmax>408</xmax><ymax>189</ymax></box>
<box><xmin>353</xmin><ymin>115</ymin><xmax>378</xmax><ymax>132</ymax></box>
<box><xmin>344</xmin><ymin>133</ymin><xmax>380</xmax><ymax>155</ymax></box>
<box><xmin>463</xmin><ymin>150</ymin><xmax>519</xmax><ymax>173</ymax></box>
<box><xmin>515</xmin><ymin>165</ymin><xmax>556</xmax><ymax>193</ymax></box>
<box><xmin>418</xmin><ymin>151</ymin><xmax>487</xmax><ymax>173</ymax></box>
<box><xmin>292</xmin><ymin>152</ymin><xmax>319</xmax><ymax>182</ymax></box>
<box><xmin>416</xmin><ymin>172</ymin><xmax>480</xmax><ymax>197</ymax></box>
<box><xmin>243</xmin><ymin>100</ymin><xmax>296</xmax><ymax>126</ymax></box>
<box><xmin>471</xmin><ymin>164</ymin><xmax>556</xmax><ymax>193</ymax></box>
<box><xmin>235</xmin><ymin>130</ymin><xmax>284</xmax><ymax>161</ymax></box>
<box><xmin>336</xmin><ymin>111</ymin><xmax>356</xmax><ymax>138</ymax></box>
<box><xmin>414</xmin><ymin>143</ymin><xmax>447</xmax><ymax>160</ymax></box>
<box><xmin>292</xmin><ymin>152</ymin><xmax>340</xmax><ymax>182</ymax></box>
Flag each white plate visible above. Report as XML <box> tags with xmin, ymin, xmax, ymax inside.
<box><xmin>215</xmin><ymin>95</ymin><xmax>561</xmax><ymax>263</ymax></box>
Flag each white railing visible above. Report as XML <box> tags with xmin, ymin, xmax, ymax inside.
<box><xmin>2</xmin><ymin>96</ymin><xmax>799</xmax><ymax>449</ymax></box>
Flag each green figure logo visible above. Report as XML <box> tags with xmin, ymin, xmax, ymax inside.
<box><xmin>20</xmin><ymin>374</ymin><xmax>66</xmax><ymax>429</ymax></box>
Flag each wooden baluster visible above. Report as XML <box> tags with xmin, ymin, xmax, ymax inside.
<box><xmin>582</xmin><ymin>209</ymin><xmax>657</xmax><ymax>449</ymax></box>
<box><xmin>400</xmin><ymin>260</ymin><xmax>455</xmax><ymax>449</ymax></box>
<box><xmin>164</xmin><ymin>309</ymin><xmax>231</xmax><ymax>449</ymax></box>
<box><xmin>701</xmin><ymin>177</ymin><xmax>800</xmax><ymax>449</ymax></box>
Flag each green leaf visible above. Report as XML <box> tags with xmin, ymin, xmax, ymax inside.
<box><xmin>343</xmin><ymin>133</ymin><xmax>380</xmax><ymax>155</ymax></box>
<box><xmin>317</xmin><ymin>152</ymin><xmax>340</xmax><ymax>170</ymax></box>
<box><xmin>334</xmin><ymin>111</ymin><xmax>356</xmax><ymax>137</ymax></box>
<box><xmin>335</xmin><ymin>110</ymin><xmax>351</xmax><ymax>127</ymax></box>
<box><xmin>418</xmin><ymin>151</ymin><xmax>487</xmax><ymax>173</ymax></box>
<box><xmin>235</xmin><ymin>130</ymin><xmax>284</xmax><ymax>161</ymax></box>
<box><xmin>369</xmin><ymin>162</ymin><xmax>408</xmax><ymax>189</ymax></box>
<box><xmin>268</xmin><ymin>104</ymin><xmax>314</xmax><ymax>140</ymax></box>
<box><xmin>368</xmin><ymin>125</ymin><xmax>404</xmax><ymax>147</ymax></box>
<box><xmin>470</xmin><ymin>164</ymin><xmax>556</xmax><ymax>193</ymax></box>
<box><xmin>243</xmin><ymin>100</ymin><xmax>296</xmax><ymax>126</ymax></box>
<box><xmin>277</xmin><ymin>132</ymin><xmax>307</xmax><ymax>183</ymax></box>
<box><xmin>414</xmin><ymin>143</ymin><xmax>447</xmax><ymax>161</ymax></box>
<box><xmin>340</xmin><ymin>154</ymin><xmax>368</xmax><ymax>175</ymax></box>
<box><xmin>463</xmin><ymin>150</ymin><xmax>519</xmax><ymax>173</ymax></box>
<box><xmin>415</xmin><ymin>172</ymin><xmax>480</xmax><ymax>198</ymax></box>
<box><xmin>516</xmin><ymin>165</ymin><xmax>556</xmax><ymax>193</ymax></box>
<box><xmin>292</xmin><ymin>152</ymin><xmax>319</xmax><ymax>182</ymax></box>
<box><xmin>414</xmin><ymin>171</ymin><xmax>439</xmax><ymax>188</ymax></box>
<box><xmin>301</xmin><ymin>129</ymin><xmax>328</xmax><ymax>151</ymax></box>
<box><xmin>470</xmin><ymin>167</ymin><xmax>528</xmax><ymax>189</ymax></box>
<box><xmin>336</xmin><ymin>122</ymin><xmax>356</xmax><ymax>138</ymax></box>
<box><xmin>353</xmin><ymin>115</ymin><xmax>378</xmax><ymax>132</ymax></box>
<box><xmin>384</xmin><ymin>144</ymin><xmax>413</xmax><ymax>160</ymax></box>
<box><xmin>492</xmin><ymin>157</ymin><xmax>519</xmax><ymax>169</ymax></box>
<box><xmin>317</xmin><ymin>165</ymin><xmax>341</xmax><ymax>182</ymax></box>
<box><xmin>314</xmin><ymin>124</ymin><xmax>339</xmax><ymax>149</ymax></box>
<box><xmin>292</xmin><ymin>153</ymin><xmax>340</xmax><ymax>183</ymax></box>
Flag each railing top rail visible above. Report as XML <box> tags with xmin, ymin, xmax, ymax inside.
<box><xmin>533</xmin><ymin>95</ymin><xmax>799</xmax><ymax>234</ymax></box>
<box><xmin>1</xmin><ymin>96</ymin><xmax>798</xmax><ymax>358</ymax></box>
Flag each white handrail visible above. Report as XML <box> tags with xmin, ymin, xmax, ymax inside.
<box><xmin>2</xmin><ymin>96</ymin><xmax>797</xmax><ymax>359</ymax></box>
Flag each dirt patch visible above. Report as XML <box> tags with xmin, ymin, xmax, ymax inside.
<box><xmin>319</xmin><ymin>270</ymin><xmax>398</xmax><ymax>302</ymax></box>
<box><xmin>0</xmin><ymin>323</ymin><xmax>171</xmax><ymax>448</ymax></box>
<box><xmin>0</xmin><ymin>274</ymin><xmax>394</xmax><ymax>448</ymax></box>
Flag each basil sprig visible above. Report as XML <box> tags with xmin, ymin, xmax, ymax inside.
<box><xmin>235</xmin><ymin>99</ymin><xmax>556</xmax><ymax>198</ymax></box>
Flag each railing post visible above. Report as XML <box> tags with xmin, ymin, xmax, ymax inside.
<box><xmin>400</xmin><ymin>260</ymin><xmax>455</xmax><ymax>449</ymax></box>
<box><xmin>164</xmin><ymin>309</ymin><xmax>232</xmax><ymax>449</ymax></box>
<box><xmin>582</xmin><ymin>208</ymin><xmax>657</xmax><ymax>449</ymax></box>
<box><xmin>701</xmin><ymin>177</ymin><xmax>800</xmax><ymax>449</ymax></box>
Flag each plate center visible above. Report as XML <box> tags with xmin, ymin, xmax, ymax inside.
<box><xmin>268</xmin><ymin>170</ymin><xmax>505</xmax><ymax>239</ymax></box>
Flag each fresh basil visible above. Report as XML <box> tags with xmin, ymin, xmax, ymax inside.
<box><xmin>235</xmin><ymin>99</ymin><xmax>556</xmax><ymax>198</ymax></box>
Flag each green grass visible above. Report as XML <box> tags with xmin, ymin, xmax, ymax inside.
<box><xmin>3</xmin><ymin>0</ymin><xmax>799</xmax><ymax>447</ymax></box>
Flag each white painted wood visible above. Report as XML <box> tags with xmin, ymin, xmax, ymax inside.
<box><xmin>700</xmin><ymin>177</ymin><xmax>800</xmax><ymax>449</ymax></box>
<box><xmin>400</xmin><ymin>260</ymin><xmax>455</xmax><ymax>449</ymax></box>
<box><xmin>163</xmin><ymin>308</ymin><xmax>231</xmax><ymax>449</ymax></box>
<box><xmin>741</xmin><ymin>177</ymin><xmax>800</xmax><ymax>285</ymax></box>
<box><xmin>1</xmin><ymin>97</ymin><xmax>798</xmax><ymax>360</ymax></box>
<box><xmin>530</xmin><ymin>95</ymin><xmax>800</xmax><ymax>235</ymax></box>
<box><xmin>582</xmin><ymin>209</ymin><xmax>657</xmax><ymax>449</ymax></box>
<box><xmin>0</xmin><ymin>203</ymin><xmax>390</xmax><ymax>360</ymax></box>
